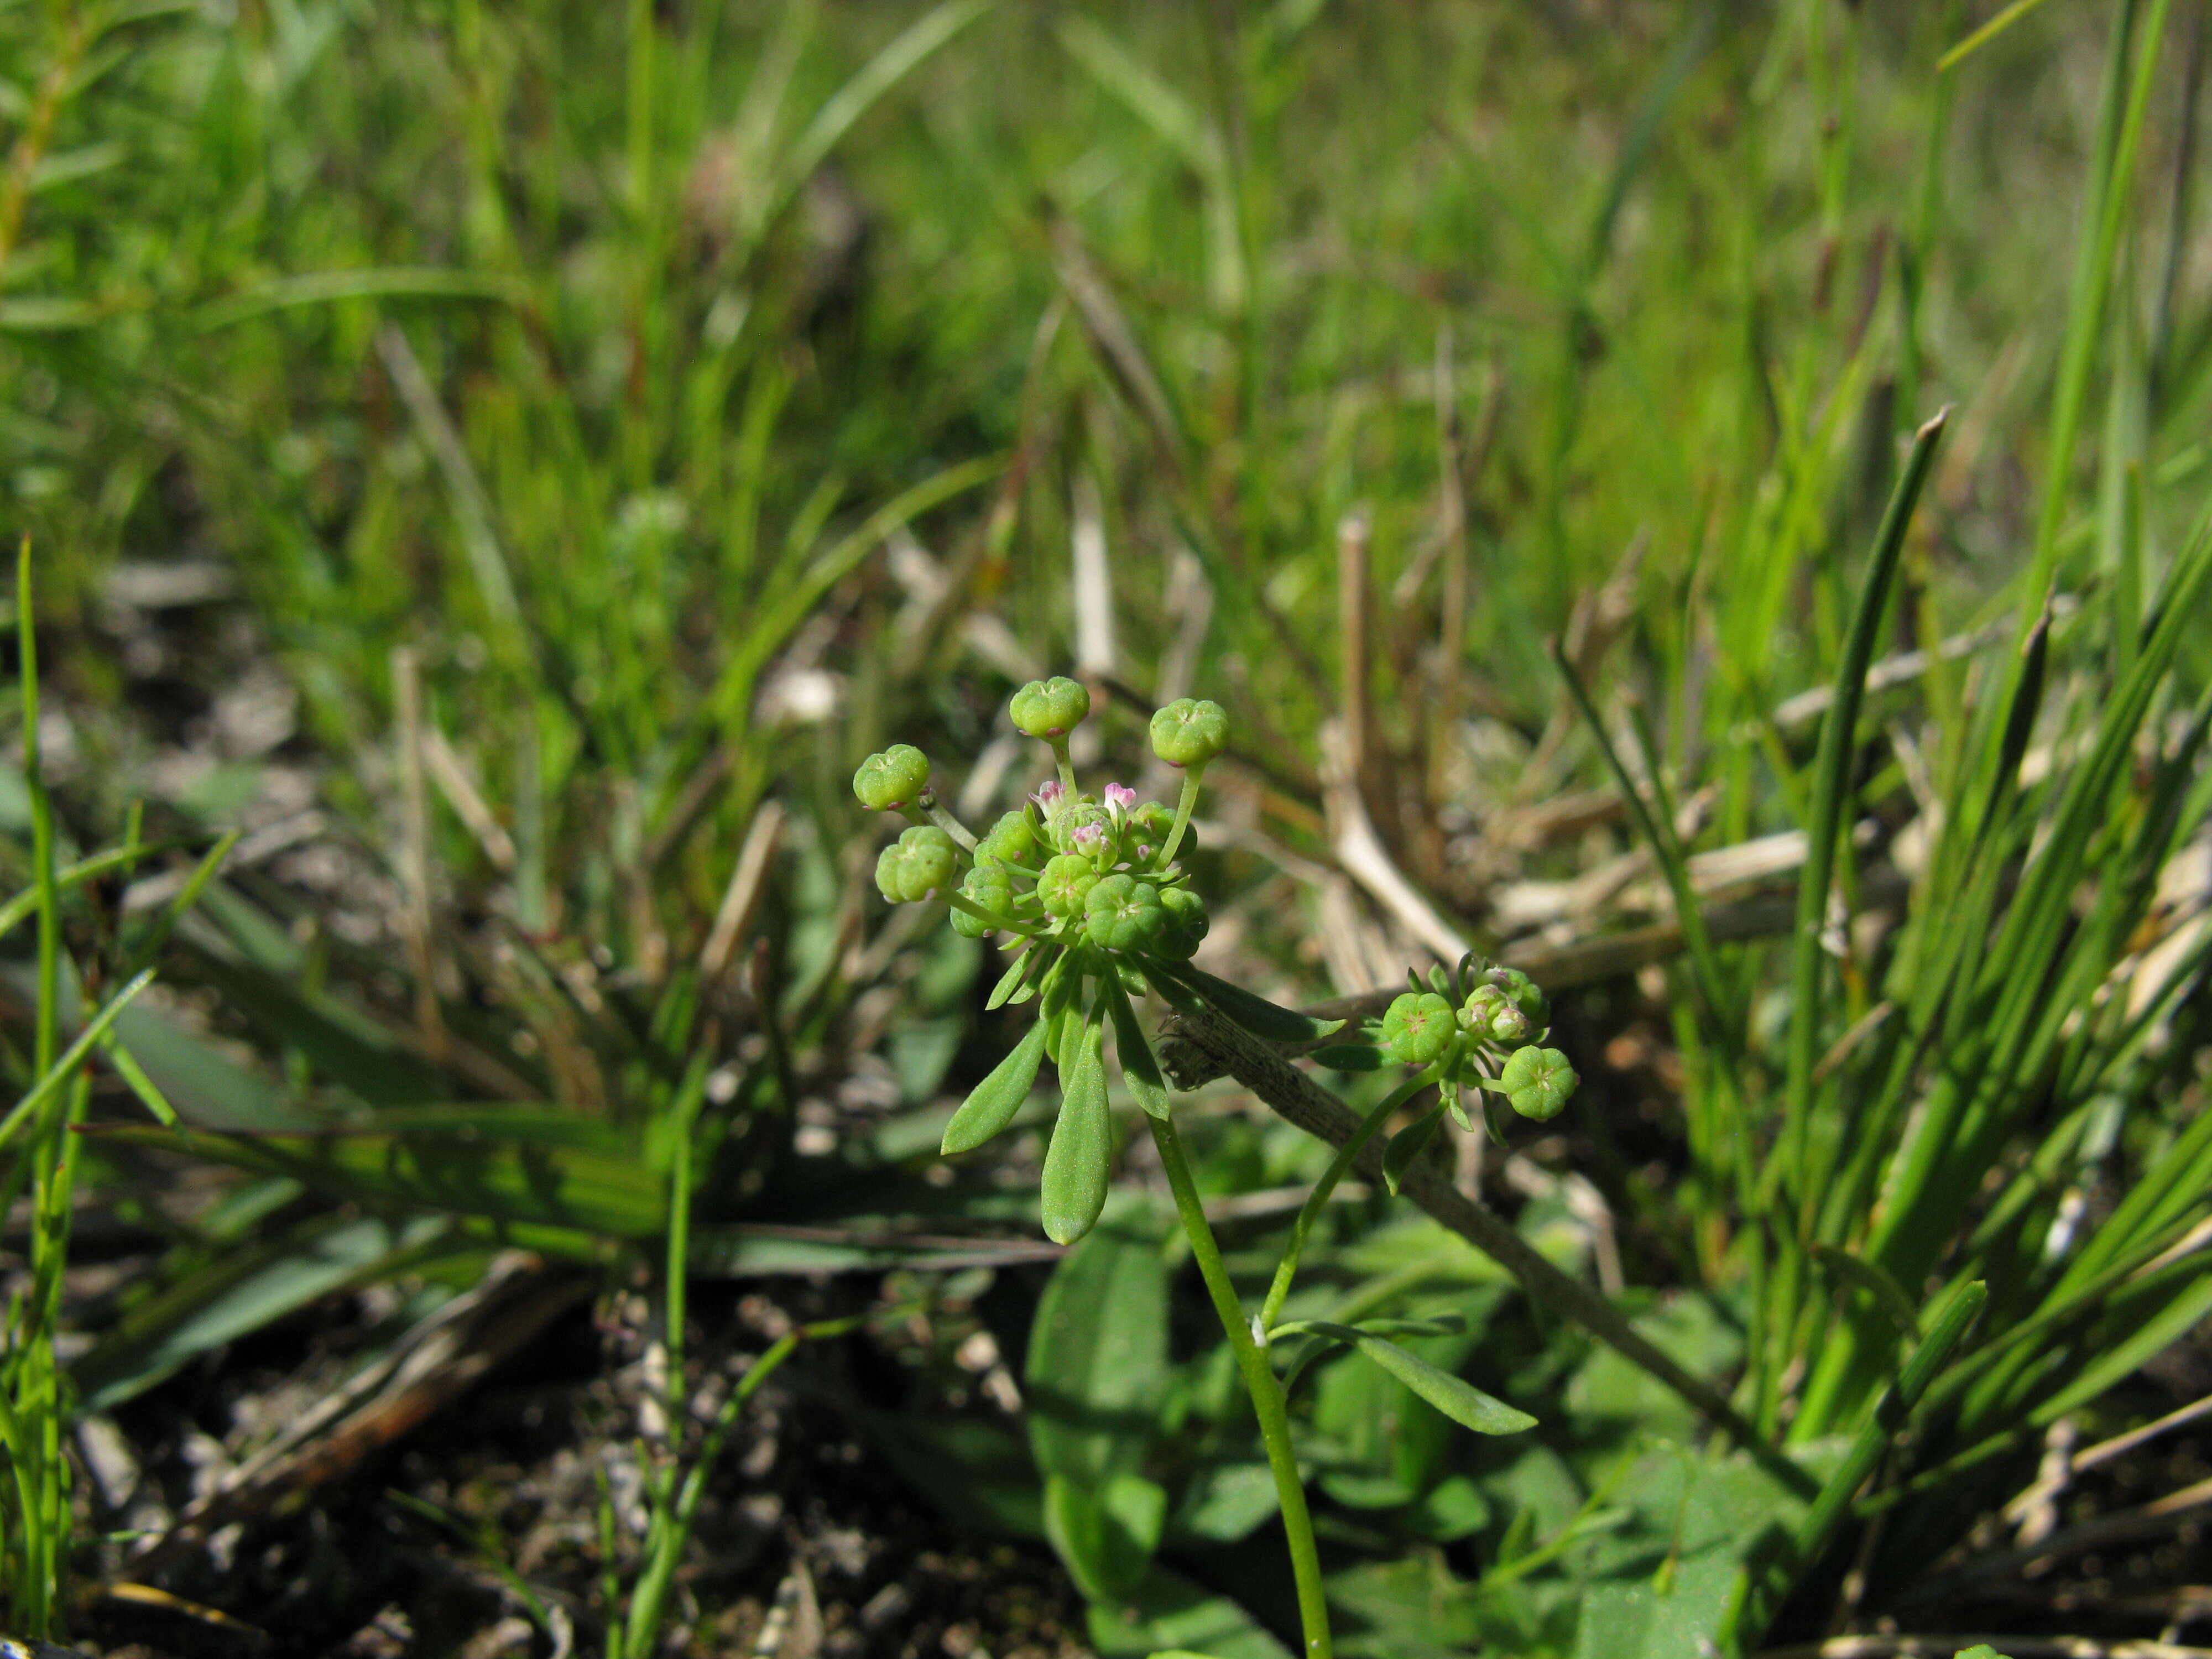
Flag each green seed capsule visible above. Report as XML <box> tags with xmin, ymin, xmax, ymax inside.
<box><xmin>1154</xmin><ymin>884</ymin><xmax>1209</xmax><ymax>960</ymax></box>
<box><xmin>852</xmin><ymin>744</ymin><xmax>931</xmax><ymax>811</ymax></box>
<box><xmin>1083</xmin><ymin>874</ymin><xmax>1164</xmax><ymax>952</ymax></box>
<box><xmin>1499</xmin><ymin>1046</ymin><xmax>1577</xmax><ymax>1120</ymax></box>
<box><xmin>1037</xmin><ymin>853</ymin><xmax>1099</xmax><ymax>919</ymax></box>
<box><xmin>1380</xmin><ymin>991</ymin><xmax>1455</xmax><ymax>1065</ymax></box>
<box><xmin>979</xmin><ymin>810</ymin><xmax>1040</xmax><ymax>869</ymax></box>
<box><xmin>951</xmin><ymin>865</ymin><xmax>1014</xmax><ymax>938</ymax></box>
<box><xmin>1011</xmin><ymin>676</ymin><xmax>1092</xmax><ymax>739</ymax></box>
<box><xmin>1149</xmin><ymin>698</ymin><xmax>1229</xmax><ymax>769</ymax></box>
<box><xmin>1126</xmin><ymin>801</ymin><xmax>1195</xmax><ymax>865</ymax></box>
<box><xmin>875</xmin><ymin>825</ymin><xmax>959</xmax><ymax>904</ymax></box>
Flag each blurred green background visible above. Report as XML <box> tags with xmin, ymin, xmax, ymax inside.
<box><xmin>6</xmin><ymin>0</ymin><xmax>2212</xmax><ymax>1653</ymax></box>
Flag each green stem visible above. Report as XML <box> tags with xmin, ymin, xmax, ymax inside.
<box><xmin>1155</xmin><ymin>769</ymin><xmax>1205</xmax><ymax>869</ymax></box>
<box><xmin>1260</xmin><ymin>1072</ymin><xmax>1433</xmax><ymax>1330</ymax></box>
<box><xmin>623</xmin><ymin>1308</ymin><xmax>885</xmax><ymax>1653</ymax></box>
<box><xmin>943</xmin><ymin>889</ymin><xmax>1032</xmax><ymax>935</ymax></box>
<box><xmin>1049</xmin><ymin>736</ymin><xmax>1078</xmax><ymax>797</ymax></box>
<box><xmin>1150</xmin><ymin>1112</ymin><xmax>1332</xmax><ymax>1659</ymax></box>
<box><xmin>922</xmin><ymin>796</ymin><xmax>980</xmax><ymax>852</ymax></box>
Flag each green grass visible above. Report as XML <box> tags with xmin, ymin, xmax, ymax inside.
<box><xmin>3</xmin><ymin>0</ymin><xmax>2211</xmax><ymax>1649</ymax></box>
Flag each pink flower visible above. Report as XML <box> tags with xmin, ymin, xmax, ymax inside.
<box><xmin>1032</xmin><ymin>779</ymin><xmax>1065</xmax><ymax>811</ymax></box>
<box><xmin>1104</xmin><ymin>782</ymin><xmax>1136</xmax><ymax>811</ymax></box>
<box><xmin>1073</xmin><ymin>822</ymin><xmax>1105</xmax><ymax>854</ymax></box>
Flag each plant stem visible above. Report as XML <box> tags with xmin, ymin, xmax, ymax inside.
<box><xmin>943</xmin><ymin>889</ymin><xmax>1030</xmax><ymax>935</ymax></box>
<box><xmin>1160</xmin><ymin>1001</ymin><xmax>1820</xmax><ymax>1502</ymax></box>
<box><xmin>1155</xmin><ymin>769</ymin><xmax>1204</xmax><ymax>869</ymax></box>
<box><xmin>923</xmin><ymin>797</ymin><xmax>979</xmax><ymax>851</ymax></box>
<box><xmin>1260</xmin><ymin>1072</ymin><xmax>1432</xmax><ymax>1329</ymax></box>
<box><xmin>1149</xmin><ymin>1112</ymin><xmax>1332</xmax><ymax>1659</ymax></box>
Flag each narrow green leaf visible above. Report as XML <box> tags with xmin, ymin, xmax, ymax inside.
<box><xmin>1292</xmin><ymin>1321</ymin><xmax>1535</xmax><ymax>1436</ymax></box>
<box><xmin>197</xmin><ymin>266</ymin><xmax>525</xmax><ymax>329</ymax></box>
<box><xmin>1381</xmin><ymin>1105</ymin><xmax>1447</xmax><ymax>1196</ymax></box>
<box><xmin>1782</xmin><ymin>409</ymin><xmax>1948</xmax><ymax>1213</ymax></box>
<box><xmin>986</xmin><ymin>942</ymin><xmax>1046</xmax><ymax>1011</ymax></box>
<box><xmin>84</xmin><ymin>1106</ymin><xmax>666</xmax><ymax>1238</ymax></box>
<box><xmin>1307</xmin><ymin>1044</ymin><xmax>1384</xmax><ymax>1071</ymax></box>
<box><xmin>1166</xmin><ymin>964</ymin><xmax>1343</xmax><ymax>1044</ymax></box>
<box><xmin>1271</xmin><ymin>1314</ymin><xmax>1465</xmax><ymax>1340</ymax></box>
<box><xmin>1041</xmin><ymin>1020</ymin><xmax>1112</xmax><ymax>1246</ymax></box>
<box><xmin>1136</xmin><ymin>958</ymin><xmax>1206</xmax><ymax>1016</ymax></box>
<box><xmin>1812</xmin><ymin>1243</ymin><xmax>1922</xmax><ymax>1340</ymax></box>
<box><xmin>1102</xmin><ymin>976</ymin><xmax>1170</xmax><ymax>1119</ymax></box>
<box><xmin>0</xmin><ymin>968</ymin><xmax>155</xmax><ymax>1151</ymax></box>
<box><xmin>74</xmin><ymin>1213</ymin><xmax>456</xmax><ymax>1411</ymax></box>
<box><xmin>1723</xmin><ymin>1282</ymin><xmax>1986</xmax><ymax>1650</ymax></box>
<box><xmin>942</xmin><ymin>1020</ymin><xmax>1050</xmax><ymax>1155</ymax></box>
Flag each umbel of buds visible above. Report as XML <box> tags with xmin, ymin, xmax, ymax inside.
<box><xmin>1307</xmin><ymin>954</ymin><xmax>1580</xmax><ymax>1191</ymax></box>
<box><xmin>853</xmin><ymin>680</ymin><xmax>1577</xmax><ymax>1243</ymax></box>
<box><xmin>853</xmin><ymin>680</ymin><xmax>1351</xmax><ymax>1245</ymax></box>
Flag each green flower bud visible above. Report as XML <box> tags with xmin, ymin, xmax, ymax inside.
<box><xmin>875</xmin><ymin>826</ymin><xmax>959</xmax><ymax>904</ymax></box>
<box><xmin>979</xmin><ymin>810</ymin><xmax>1040</xmax><ymax>869</ymax></box>
<box><xmin>1126</xmin><ymin>801</ymin><xmax>1195</xmax><ymax>865</ymax></box>
<box><xmin>1155</xmin><ymin>885</ymin><xmax>1209</xmax><ymax>960</ymax></box>
<box><xmin>1011</xmin><ymin>676</ymin><xmax>1091</xmax><ymax>739</ymax></box>
<box><xmin>1149</xmin><ymin>698</ymin><xmax>1229</xmax><ymax>769</ymax></box>
<box><xmin>1499</xmin><ymin>1046</ymin><xmax>1577</xmax><ymax>1121</ymax></box>
<box><xmin>1380</xmin><ymin>992</ymin><xmax>1455</xmax><ymax>1066</ymax></box>
<box><xmin>1463</xmin><ymin>986</ymin><xmax>1531</xmax><ymax>1045</ymax></box>
<box><xmin>951</xmin><ymin>865</ymin><xmax>1014</xmax><ymax>938</ymax></box>
<box><xmin>853</xmin><ymin>744</ymin><xmax>931</xmax><ymax>812</ymax></box>
<box><xmin>1037</xmin><ymin>853</ymin><xmax>1099</xmax><ymax>919</ymax></box>
<box><xmin>1057</xmin><ymin>800</ymin><xmax>1114</xmax><ymax>862</ymax></box>
<box><xmin>1083</xmin><ymin>874</ymin><xmax>1164</xmax><ymax>952</ymax></box>
<box><xmin>1486</xmin><ymin>966</ymin><xmax>1550</xmax><ymax>1029</ymax></box>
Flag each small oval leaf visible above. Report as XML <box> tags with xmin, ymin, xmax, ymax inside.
<box><xmin>942</xmin><ymin>1020</ymin><xmax>1051</xmax><ymax>1156</ymax></box>
<box><xmin>1299</xmin><ymin>1319</ymin><xmax>1535</xmax><ymax>1436</ymax></box>
<box><xmin>1040</xmin><ymin>1020</ymin><xmax>1112</xmax><ymax>1245</ymax></box>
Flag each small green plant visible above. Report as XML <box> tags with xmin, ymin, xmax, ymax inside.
<box><xmin>856</xmin><ymin>679</ymin><xmax>1579</xmax><ymax>1659</ymax></box>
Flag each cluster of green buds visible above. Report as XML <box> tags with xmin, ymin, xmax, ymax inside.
<box><xmin>854</xmin><ymin>678</ymin><xmax>1345</xmax><ymax>1245</ymax></box>
<box><xmin>1307</xmin><ymin>953</ymin><xmax>1579</xmax><ymax>1191</ymax></box>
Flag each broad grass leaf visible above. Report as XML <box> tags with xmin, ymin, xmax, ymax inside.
<box><xmin>1169</xmin><ymin>1461</ymin><xmax>1277</xmax><ymax>1545</ymax></box>
<box><xmin>941</xmin><ymin>1019</ymin><xmax>1049</xmax><ymax>1155</ymax></box>
<box><xmin>855</xmin><ymin>1410</ymin><xmax>1044</xmax><ymax>1540</ymax></box>
<box><xmin>1045</xmin><ymin>1472</ymin><xmax>1166</xmax><ymax>1602</ymax></box>
<box><xmin>74</xmin><ymin>1212</ymin><xmax>455</xmax><ymax>1411</ymax></box>
<box><xmin>1084</xmin><ymin>1565</ymin><xmax>1292</xmax><ymax>1659</ymax></box>
<box><xmin>86</xmin><ymin>1107</ymin><xmax>665</xmax><ymax>1238</ymax></box>
<box><xmin>1026</xmin><ymin>1203</ymin><xmax>1167</xmax><ymax>1484</ymax></box>
<box><xmin>1326</xmin><ymin>1557</ymin><xmax>1481</xmax><ymax>1659</ymax></box>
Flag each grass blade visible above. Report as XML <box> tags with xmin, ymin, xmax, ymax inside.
<box><xmin>1781</xmin><ymin>409</ymin><xmax>1947</xmax><ymax>1215</ymax></box>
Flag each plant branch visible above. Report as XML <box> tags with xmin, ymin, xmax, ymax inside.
<box><xmin>1157</xmin><ymin>1002</ymin><xmax>1817</xmax><ymax>1502</ymax></box>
